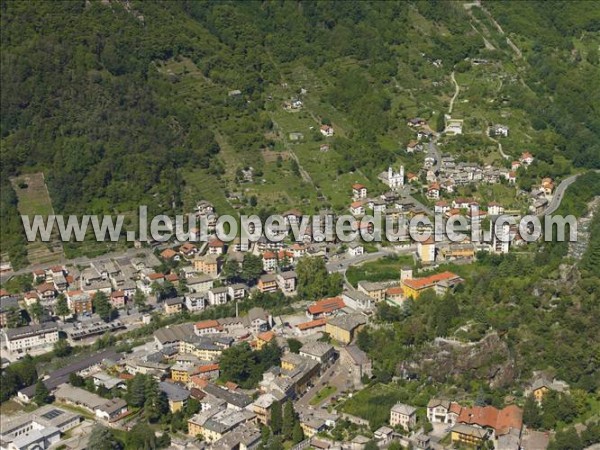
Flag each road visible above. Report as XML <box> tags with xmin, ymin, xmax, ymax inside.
<box><xmin>296</xmin><ymin>359</ymin><xmax>344</xmax><ymax>408</ymax></box>
<box><xmin>538</xmin><ymin>172</ymin><xmax>595</xmax><ymax>217</ymax></box>
<box><xmin>448</xmin><ymin>71</ymin><xmax>460</xmax><ymax>115</ymax></box>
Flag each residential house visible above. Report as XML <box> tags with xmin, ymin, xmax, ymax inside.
<box><xmin>352</xmin><ymin>184</ymin><xmax>368</xmax><ymax>200</ymax></box>
<box><xmin>401</xmin><ymin>271</ymin><xmax>462</xmax><ymax>299</ymax></box>
<box><xmin>451</xmin><ymin>424</ymin><xmax>488</xmax><ymax>447</ymax></box>
<box><xmin>320</xmin><ymin>125</ymin><xmax>334</xmax><ymax>137</ymax></box>
<box><xmin>520</xmin><ymin>152</ymin><xmax>534</xmax><ymax>165</ymax></box>
<box><xmin>340</xmin><ymin>345</ymin><xmax>372</xmax><ymax>387</ymax></box>
<box><xmin>427</xmin><ymin>399</ymin><xmax>462</xmax><ymax>425</ymax></box>
<box><xmin>110</xmin><ymin>290</ymin><xmax>126</xmax><ymax>309</ymax></box>
<box><xmin>299</xmin><ymin>341</ymin><xmax>335</xmax><ymax>366</ymax></box>
<box><xmin>193</xmin><ymin>255</ymin><xmax>221</xmax><ymax>278</ymax></box>
<box><xmin>276</xmin><ymin>271</ymin><xmax>297</xmax><ymax>293</ymax></box>
<box><xmin>357</xmin><ymin>281</ymin><xmax>387</xmax><ymax>302</ymax></box>
<box><xmin>179</xmin><ymin>242</ymin><xmax>198</xmax><ymax>258</ymax></box>
<box><xmin>487</xmin><ymin>202</ymin><xmax>505</xmax><ymax>216</ymax></box>
<box><xmin>255</xmin><ymin>331</ymin><xmax>276</xmax><ymax>350</ymax></box>
<box><xmin>348</xmin><ymin>242</ymin><xmax>364</xmax><ymax>257</ymax></box>
<box><xmin>426</xmin><ymin>183</ymin><xmax>440</xmax><ymax>200</ymax></box>
<box><xmin>417</xmin><ymin>237</ymin><xmax>436</xmax><ymax>264</ymax></box>
<box><xmin>95</xmin><ymin>398</ymin><xmax>128</xmax><ymax>422</ymax></box>
<box><xmin>325</xmin><ymin>314</ymin><xmax>367</xmax><ymax>344</ymax></box>
<box><xmin>195</xmin><ymin>320</ymin><xmax>222</xmax><ymax>336</ymax></box>
<box><xmin>390</xmin><ymin>403</ymin><xmax>417</xmax><ymax>431</ymax></box>
<box><xmin>385</xmin><ymin>286</ymin><xmax>404</xmax><ymax>305</ymax></box>
<box><xmin>406</xmin><ymin>140</ymin><xmax>422</xmax><ymax>153</ymax></box>
<box><xmin>306</xmin><ymin>297</ymin><xmax>346</xmax><ymax>320</ymax></box>
<box><xmin>185</xmin><ymin>292</ymin><xmax>207</xmax><ymax>312</ymax></box>
<box><xmin>66</xmin><ymin>290</ymin><xmax>93</xmax><ymax>316</ymax></box>
<box><xmin>3</xmin><ymin>323</ymin><xmax>59</xmax><ymax>354</ymax></box>
<box><xmin>258</xmin><ymin>274</ymin><xmax>278</xmax><ymax>293</ymax></box>
<box><xmin>262</xmin><ymin>251</ymin><xmax>278</xmax><ymax>272</ymax></box>
<box><xmin>208</xmin><ymin>239</ymin><xmax>226</xmax><ymax>255</ymax></box>
<box><xmin>161</xmin><ymin>248</ymin><xmax>179</xmax><ymax>261</ymax></box>
<box><xmin>227</xmin><ymin>283</ymin><xmax>248</xmax><ymax>301</ymax></box>
<box><xmin>253</xmin><ymin>393</ymin><xmax>280</xmax><ymax>425</ymax></box>
<box><xmin>0</xmin><ymin>296</ymin><xmax>20</xmax><ymax>328</ymax></box>
<box><xmin>187</xmin><ymin>275</ymin><xmax>214</xmax><ymax>293</ymax></box>
<box><xmin>207</xmin><ymin>287</ymin><xmax>228</xmax><ymax>306</ymax></box>
<box><xmin>164</xmin><ymin>297</ymin><xmax>184</xmax><ymax>315</ymax></box>
<box><xmin>159</xmin><ymin>382</ymin><xmax>190</xmax><ymax>413</ymax></box>
<box><xmin>349</xmin><ymin>201</ymin><xmax>365</xmax><ymax>216</ymax></box>
<box><xmin>342</xmin><ymin>290</ymin><xmax>373</xmax><ymax>310</ymax></box>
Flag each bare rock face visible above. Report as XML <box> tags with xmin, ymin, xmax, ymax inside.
<box><xmin>403</xmin><ymin>332</ymin><xmax>516</xmax><ymax>388</ymax></box>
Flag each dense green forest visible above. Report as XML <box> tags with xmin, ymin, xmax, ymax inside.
<box><xmin>2</xmin><ymin>0</ymin><xmax>600</xmax><ymax>267</ymax></box>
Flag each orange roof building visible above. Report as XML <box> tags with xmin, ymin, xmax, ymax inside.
<box><xmin>307</xmin><ymin>297</ymin><xmax>346</xmax><ymax>318</ymax></box>
<box><xmin>297</xmin><ymin>318</ymin><xmax>327</xmax><ymax>331</ymax></box>
<box><xmin>401</xmin><ymin>271</ymin><xmax>462</xmax><ymax>299</ymax></box>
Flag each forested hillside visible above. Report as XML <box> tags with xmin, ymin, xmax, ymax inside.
<box><xmin>2</xmin><ymin>0</ymin><xmax>600</xmax><ymax>265</ymax></box>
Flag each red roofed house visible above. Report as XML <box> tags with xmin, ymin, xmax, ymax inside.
<box><xmin>457</xmin><ymin>404</ymin><xmax>522</xmax><ymax>439</ymax></box>
<box><xmin>352</xmin><ymin>184</ymin><xmax>368</xmax><ymax>200</ymax></box>
<box><xmin>320</xmin><ymin>125</ymin><xmax>334</xmax><ymax>137</ymax></box>
<box><xmin>402</xmin><ymin>271</ymin><xmax>463</xmax><ymax>299</ymax></box>
<box><xmin>350</xmin><ymin>201</ymin><xmax>365</xmax><ymax>217</ymax></box>
<box><xmin>161</xmin><ymin>248</ymin><xmax>178</xmax><ymax>261</ymax></box>
<box><xmin>296</xmin><ymin>318</ymin><xmax>327</xmax><ymax>335</ymax></box>
<box><xmin>147</xmin><ymin>273</ymin><xmax>165</xmax><ymax>284</ymax></box>
<box><xmin>407</xmin><ymin>172</ymin><xmax>419</xmax><ymax>183</ymax></box>
<box><xmin>255</xmin><ymin>331</ymin><xmax>276</xmax><ymax>350</ymax></box>
<box><xmin>307</xmin><ymin>297</ymin><xmax>346</xmax><ymax>320</ymax></box>
<box><xmin>165</xmin><ymin>273</ymin><xmax>180</xmax><ymax>286</ymax></box>
<box><xmin>110</xmin><ymin>290</ymin><xmax>126</xmax><ymax>309</ymax></box>
<box><xmin>520</xmin><ymin>152</ymin><xmax>534</xmax><ymax>165</ymax></box>
<box><xmin>427</xmin><ymin>183</ymin><xmax>440</xmax><ymax>200</ymax></box>
<box><xmin>386</xmin><ymin>286</ymin><xmax>404</xmax><ymax>304</ymax></box>
<box><xmin>194</xmin><ymin>319</ymin><xmax>221</xmax><ymax>336</ymax></box>
<box><xmin>262</xmin><ymin>251</ymin><xmax>278</xmax><ymax>272</ymax></box>
<box><xmin>207</xmin><ymin>239</ymin><xmax>225</xmax><ymax>255</ymax></box>
<box><xmin>179</xmin><ymin>242</ymin><xmax>197</xmax><ymax>257</ymax></box>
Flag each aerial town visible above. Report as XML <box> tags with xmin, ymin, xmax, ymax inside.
<box><xmin>0</xmin><ymin>116</ymin><xmax>578</xmax><ymax>450</ymax></box>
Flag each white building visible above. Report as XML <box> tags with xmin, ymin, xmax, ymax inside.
<box><xmin>3</xmin><ymin>323</ymin><xmax>59</xmax><ymax>354</ymax></box>
<box><xmin>378</xmin><ymin>166</ymin><xmax>404</xmax><ymax>190</ymax></box>
<box><xmin>390</xmin><ymin>403</ymin><xmax>417</xmax><ymax>431</ymax></box>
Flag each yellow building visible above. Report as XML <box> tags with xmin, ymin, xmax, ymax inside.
<box><xmin>255</xmin><ymin>330</ymin><xmax>276</xmax><ymax>350</ymax></box>
<box><xmin>164</xmin><ymin>297</ymin><xmax>184</xmax><ymax>315</ymax></box>
<box><xmin>450</xmin><ymin>424</ymin><xmax>487</xmax><ymax>446</ymax></box>
<box><xmin>417</xmin><ymin>237</ymin><xmax>435</xmax><ymax>264</ymax></box>
<box><xmin>325</xmin><ymin>314</ymin><xmax>367</xmax><ymax>344</ymax></box>
<box><xmin>193</xmin><ymin>255</ymin><xmax>221</xmax><ymax>277</ymax></box>
<box><xmin>401</xmin><ymin>271</ymin><xmax>462</xmax><ymax>299</ymax></box>
<box><xmin>170</xmin><ymin>364</ymin><xmax>194</xmax><ymax>384</ymax></box>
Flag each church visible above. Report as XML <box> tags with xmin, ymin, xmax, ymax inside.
<box><xmin>378</xmin><ymin>165</ymin><xmax>404</xmax><ymax>190</ymax></box>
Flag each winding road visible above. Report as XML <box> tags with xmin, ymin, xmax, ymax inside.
<box><xmin>448</xmin><ymin>71</ymin><xmax>460</xmax><ymax>115</ymax></box>
<box><xmin>537</xmin><ymin>172</ymin><xmax>597</xmax><ymax>217</ymax></box>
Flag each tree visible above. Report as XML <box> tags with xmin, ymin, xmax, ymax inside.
<box><xmin>34</xmin><ymin>380</ymin><xmax>51</xmax><ymax>405</ymax></box>
<box><xmin>53</xmin><ymin>338</ymin><xmax>72</xmax><ymax>357</ymax></box>
<box><xmin>549</xmin><ymin>427</ymin><xmax>583</xmax><ymax>450</ymax></box>
<box><xmin>364</xmin><ymin>441</ymin><xmax>379</xmax><ymax>450</ymax></box>
<box><xmin>270</xmin><ymin>401</ymin><xmax>282</xmax><ymax>435</ymax></box>
<box><xmin>29</xmin><ymin>300</ymin><xmax>43</xmax><ymax>324</ymax></box>
<box><xmin>126</xmin><ymin>423</ymin><xmax>156</xmax><ymax>449</ymax></box>
<box><xmin>241</xmin><ymin>254</ymin><xmax>263</xmax><ymax>284</ymax></box>
<box><xmin>282</xmin><ymin>401</ymin><xmax>295</xmax><ymax>440</ymax></box>
<box><xmin>133</xmin><ymin>289</ymin><xmax>147</xmax><ymax>311</ymax></box>
<box><xmin>88</xmin><ymin>425</ymin><xmax>122</xmax><ymax>450</ymax></box>
<box><xmin>292</xmin><ymin>421</ymin><xmax>304</xmax><ymax>444</ymax></box>
<box><xmin>436</xmin><ymin>113</ymin><xmax>445</xmax><ymax>132</ymax></box>
<box><xmin>296</xmin><ymin>257</ymin><xmax>342</xmax><ymax>299</ymax></box>
<box><xmin>93</xmin><ymin>292</ymin><xmax>112</xmax><ymax>322</ymax></box>
<box><xmin>523</xmin><ymin>395</ymin><xmax>542</xmax><ymax>429</ymax></box>
<box><xmin>55</xmin><ymin>294</ymin><xmax>70</xmax><ymax>320</ymax></box>
<box><xmin>69</xmin><ymin>373</ymin><xmax>85</xmax><ymax>387</ymax></box>
<box><xmin>287</xmin><ymin>338</ymin><xmax>302</xmax><ymax>354</ymax></box>
<box><xmin>222</xmin><ymin>259</ymin><xmax>241</xmax><ymax>283</ymax></box>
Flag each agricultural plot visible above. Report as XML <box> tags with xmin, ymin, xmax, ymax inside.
<box><xmin>10</xmin><ymin>172</ymin><xmax>65</xmax><ymax>265</ymax></box>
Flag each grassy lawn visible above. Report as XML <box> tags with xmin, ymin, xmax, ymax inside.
<box><xmin>340</xmin><ymin>383</ymin><xmax>409</xmax><ymax>430</ymax></box>
<box><xmin>346</xmin><ymin>255</ymin><xmax>414</xmax><ymax>288</ymax></box>
<box><xmin>310</xmin><ymin>385</ymin><xmax>337</xmax><ymax>406</ymax></box>
<box><xmin>10</xmin><ymin>172</ymin><xmax>65</xmax><ymax>265</ymax></box>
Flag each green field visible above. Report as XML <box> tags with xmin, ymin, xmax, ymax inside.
<box><xmin>310</xmin><ymin>385</ymin><xmax>337</xmax><ymax>406</ymax></box>
<box><xmin>346</xmin><ymin>255</ymin><xmax>414</xmax><ymax>288</ymax></box>
<box><xmin>10</xmin><ymin>172</ymin><xmax>65</xmax><ymax>265</ymax></box>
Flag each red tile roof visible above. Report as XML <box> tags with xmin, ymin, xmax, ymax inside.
<box><xmin>307</xmin><ymin>297</ymin><xmax>346</xmax><ymax>315</ymax></box>
<box><xmin>458</xmin><ymin>405</ymin><xmax>522</xmax><ymax>436</ymax></box>
<box><xmin>263</xmin><ymin>251</ymin><xmax>276</xmax><ymax>260</ymax></box>
<box><xmin>165</xmin><ymin>273</ymin><xmax>179</xmax><ymax>282</ymax></box>
<box><xmin>297</xmin><ymin>318</ymin><xmax>327</xmax><ymax>331</ymax></box>
<box><xmin>148</xmin><ymin>273</ymin><xmax>165</xmax><ymax>280</ymax></box>
<box><xmin>402</xmin><ymin>271</ymin><xmax>461</xmax><ymax>291</ymax></box>
<box><xmin>195</xmin><ymin>363</ymin><xmax>219</xmax><ymax>374</ymax></box>
<box><xmin>352</xmin><ymin>183</ymin><xmax>366</xmax><ymax>190</ymax></box>
<box><xmin>195</xmin><ymin>319</ymin><xmax>221</xmax><ymax>330</ymax></box>
<box><xmin>161</xmin><ymin>248</ymin><xmax>177</xmax><ymax>259</ymax></box>
<box><xmin>257</xmin><ymin>331</ymin><xmax>275</xmax><ymax>342</ymax></box>
<box><xmin>386</xmin><ymin>287</ymin><xmax>404</xmax><ymax>295</ymax></box>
